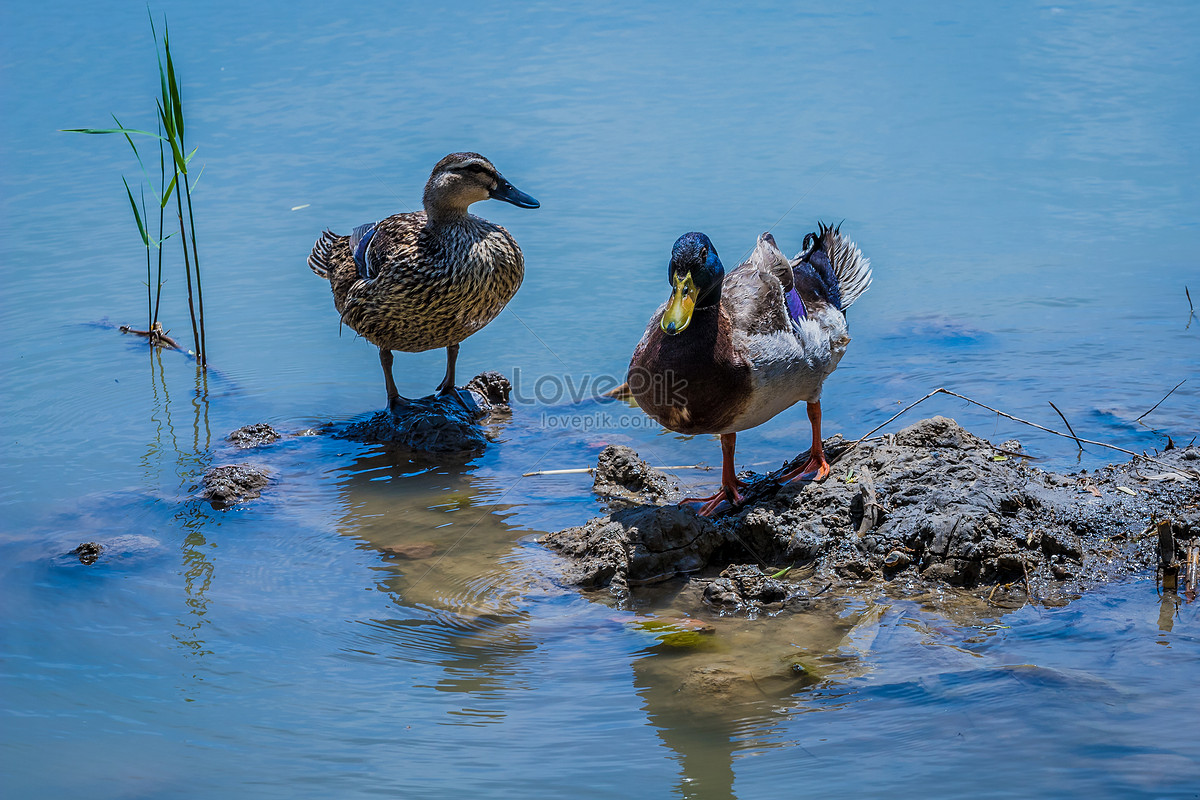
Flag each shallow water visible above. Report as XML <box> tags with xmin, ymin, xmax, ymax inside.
<box><xmin>2</xmin><ymin>2</ymin><xmax>1198</xmax><ymax>797</ymax></box>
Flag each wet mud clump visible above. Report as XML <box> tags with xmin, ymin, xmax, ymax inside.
<box><xmin>336</xmin><ymin>371</ymin><xmax>512</xmax><ymax>453</ymax></box>
<box><xmin>544</xmin><ymin>416</ymin><xmax>1200</xmax><ymax>611</ymax></box>
<box><xmin>199</xmin><ymin>464</ymin><xmax>270</xmax><ymax>509</ymax></box>
<box><xmin>228</xmin><ymin>423</ymin><xmax>281</xmax><ymax>448</ymax></box>
<box><xmin>593</xmin><ymin>445</ymin><xmax>673</xmax><ymax>503</ymax></box>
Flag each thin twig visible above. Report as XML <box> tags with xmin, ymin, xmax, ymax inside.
<box><xmin>842</xmin><ymin>388</ymin><xmax>946</xmax><ymax>451</ymax></box>
<box><xmin>836</xmin><ymin>387</ymin><xmax>1199</xmax><ymax>481</ymax></box>
<box><xmin>523</xmin><ymin>464</ymin><xmax>710</xmax><ymax>477</ymax></box>
<box><xmin>1135</xmin><ymin>380</ymin><xmax>1186</xmax><ymax>422</ymax></box>
<box><xmin>1187</xmin><ymin>286</ymin><xmax>1194</xmax><ymax>330</ymax></box>
<box><xmin>1048</xmin><ymin>401</ymin><xmax>1083</xmax><ymax>450</ymax></box>
<box><xmin>120</xmin><ymin>323</ymin><xmax>181</xmax><ymax>350</ymax></box>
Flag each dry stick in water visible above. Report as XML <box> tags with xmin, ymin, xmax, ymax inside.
<box><xmin>838</xmin><ymin>387</ymin><xmax>1199</xmax><ymax>481</ymax></box>
<box><xmin>1048</xmin><ymin>401</ymin><xmax>1084</xmax><ymax>450</ymax></box>
<box><xmin>523</xmin><ymin>465</ymin><xmax>709</xmax><ymax>477</ymax></box>
<box><xmin>1135</xmin><ymin>379</ymin><xmax>1187</xmax><ymax>423</ymax></box>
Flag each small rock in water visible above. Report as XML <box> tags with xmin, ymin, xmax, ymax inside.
<box><xmin>228</xmin><ymin>423</ymin><xmax>281</xmax><ymax>449</ymax></box>
<box><xmin>200</xmin><ymin>464</ymin><xmax>270</xmax><ymax>509</ymax></box>
<box><xmin>72</xmin><ymin>541</ymin><xmax>103</xmax><ymax>565</ymax></box>
<box><xmin>593</xmin><ymin>445</ymin><xmax>672</xmax><ymax>502</ymax></box>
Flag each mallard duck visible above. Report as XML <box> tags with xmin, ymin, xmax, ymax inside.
<box><xmin>308</xmin><ymin>152</ymin><xmax>538</xmax><ymax>410</ymax></box>
<box><xmin>628</xmin><ymin>224</ymin><xmax>872</xmax><ymax>515</ymax></box>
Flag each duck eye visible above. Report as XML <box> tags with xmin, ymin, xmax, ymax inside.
<box><xmin>700</xmin><ymin>246</ymin><xmax>708</xmax><ymax>261</ymax></box>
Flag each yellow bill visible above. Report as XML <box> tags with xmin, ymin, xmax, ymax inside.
<box><xmin>660</xmin><ymin>272</ymin><xmax>696</xmax><ymax>335</ymax></box>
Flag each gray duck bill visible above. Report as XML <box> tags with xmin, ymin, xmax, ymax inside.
<box><xmin>490</xmin><ymin>176</ymin><xmax>539</xmax><ymax>208</ymax></box>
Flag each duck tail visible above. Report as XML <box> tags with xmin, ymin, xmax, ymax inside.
<box><xmin>809</xmin><ymin>221</ymin><xmax>872</xmax><ymax>310</ymax></box>
<box><xmin>308</xmin><ymin>229</ymin><xmax>341</xmax><ymax>279</ymax></box>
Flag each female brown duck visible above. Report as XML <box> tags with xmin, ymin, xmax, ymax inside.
<box><xmin>308</xmin><ymin>153</ymin><xmax>538</xmax><ymax>410</ymax></box>
<box><xmin>629</xmin><ymin>225</ymin><xmax>872</xmax><ymax>515</ymax></box>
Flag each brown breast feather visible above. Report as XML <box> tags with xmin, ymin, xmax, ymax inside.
<box><xmin>629</xmin><ymin>305</ymin><xmax>751</xmax><ymax>435</ymax></box>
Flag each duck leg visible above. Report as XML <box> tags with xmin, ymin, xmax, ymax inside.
<box><xmin>680</xmin><ymin>433</ymin><xmax>749</xmax><ymax>516</ymax></box>
<box><xmin>781</xmin><ymin>401</ymin><xmax>831</xmax><ymax>483</ymax></box>
<box><xmin>436</xmin><ymin>343</ymin><xmax>459</xmax><ymax>394</ymax></box>
<box><xmin>435</xmin><ymin>344</ymin><xmax>479</xmax><ymax>413</ymax></box>
<box><xmin>381</xmin><ymin>348</ymin><xmax>410</xmax><ymax>412</ymax></box>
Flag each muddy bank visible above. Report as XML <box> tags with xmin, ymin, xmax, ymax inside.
<box><xmin>334</xmin><ymin>371</ymin><xmax>512</xmax><ymax>453</ymax></box>
<box><xmin>543</xmin><ymin>417</ymin><xmax>1200</xmax><ymax>613</ymax></box>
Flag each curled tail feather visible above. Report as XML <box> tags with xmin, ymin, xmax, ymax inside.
<box><xmin>799</xmin><ymin>222</ymin><xmax>873</xmax><ymax>310</ymax></box>
<box><xmin>308</xmin><ymin>229</ymin><xmax>340</xmax><ymax>279</ymax></box>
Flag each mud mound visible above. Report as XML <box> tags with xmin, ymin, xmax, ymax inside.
<box><xmin>593</xmin><ymin>445</ymin><xmax>674</xmax><ymax>502</ymax></box>
<box><xmin>199</xmin><ymin>464</ymin><xmax>270</xmax><ymax>508</ymax></box>
<box><xmin>335</xmin><ymin>372</ymin><xmax>512</xmax><ymax>453</ymax></box>
<box><xmin>543</xmin><ymin>416</ymin><xmax>1200</xmax><ymax>611</ymax></box>
<box><xmin>228</xmin><ymin>423</ymin><xmax>281</xmax><ymax>448</ymax></box>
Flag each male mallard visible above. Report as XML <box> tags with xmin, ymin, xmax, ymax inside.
<box><xmin>308</xmin><ymin>153</ymin><xmax>538</xmax><ymax>410</ymax></box>
<box><xmin>629</xmin><ymin>225</ymin><xmax>872</xmax><ymax>515</ymax></box>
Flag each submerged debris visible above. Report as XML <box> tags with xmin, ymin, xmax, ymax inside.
<box><xmin>543</xmin><ymin>416</ymin><xmax>1200</xmax><ymax>612</ymax></box>
<box><xmin>336</xmin><ymin>371</ymin><xmax>512</xmax><ymax>453</ymax></box>
<box><xmin>382</xmin><ymin>542</ymin><xmax>438</xmax><ymax>560</ymax></box>
<box><xmin>199</xmin><ymin>464</ymin><xmax>270</xmax><ymax>509</ymax></box>
<box><xmin>62</xmin><ymin>535</ymin><xmax>162</xmax><ymax>566</ymax></box>
<box><xmin>228</xmin><ymin>423</ymin><xmax>281</xmax><ymax>449</ymax></box>
<box><xmin>72</xmin><ymin>541</ymin><xmax>103</xmax><ymax>565</ymax></box>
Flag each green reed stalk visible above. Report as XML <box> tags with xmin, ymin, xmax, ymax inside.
<box><xmin>62</xmin><ymin>13</ymin><xmax>206</xmax><ymax>362</ymax></box>
<box><xmin>158</xmin><ymin>21</ymin><xmax>206</xmax><ymax>367</ymax></box>
<box><xmin>163</xmin><ymin>28</ymin><xmax>207</xmax><ymax>367</ymax></box>
<box><xmin>153</xmin><ymin>124</ymin><xmax>166</xmax><ymax>327</ymax></box>
<box><xmin>142</xmin><ymin>188</ymin><xmax>152</xmax><ymax>332</ymax></box>
<box><xmin>182</xmin><ymin>172</ymin><xmax>206</xmax><ymax>367</ymax></box>
<box><xmin>122</xmin><ymin>176</ymin><xmax>153</xmax><ymax>333</ymax></box>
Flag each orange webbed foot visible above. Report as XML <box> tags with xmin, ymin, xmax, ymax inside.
<box><xmin>780</xmin><ymin>456</ymin><xmax>830</xmax><ymax>485</ymax></box>
<box><xmin>680</xmin><ymin>478</ymin><xmax>748</xmax><ymax>517</ymax></box>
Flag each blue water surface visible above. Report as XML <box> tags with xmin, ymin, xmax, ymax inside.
<box><xmin>2</xmin><ymin>2</ymin><xmax>1198</xmax><ymax>798</ymax></box>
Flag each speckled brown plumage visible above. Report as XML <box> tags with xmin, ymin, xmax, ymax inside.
<box><xmin>309</xmin><ymin>212</ymin><xmax>524</xmax><ymax>352</ymax></box>
<box><xmin>306</xmin><ymin>153</ymin><xmax>537</xmax><ymax>406</ymax></box>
